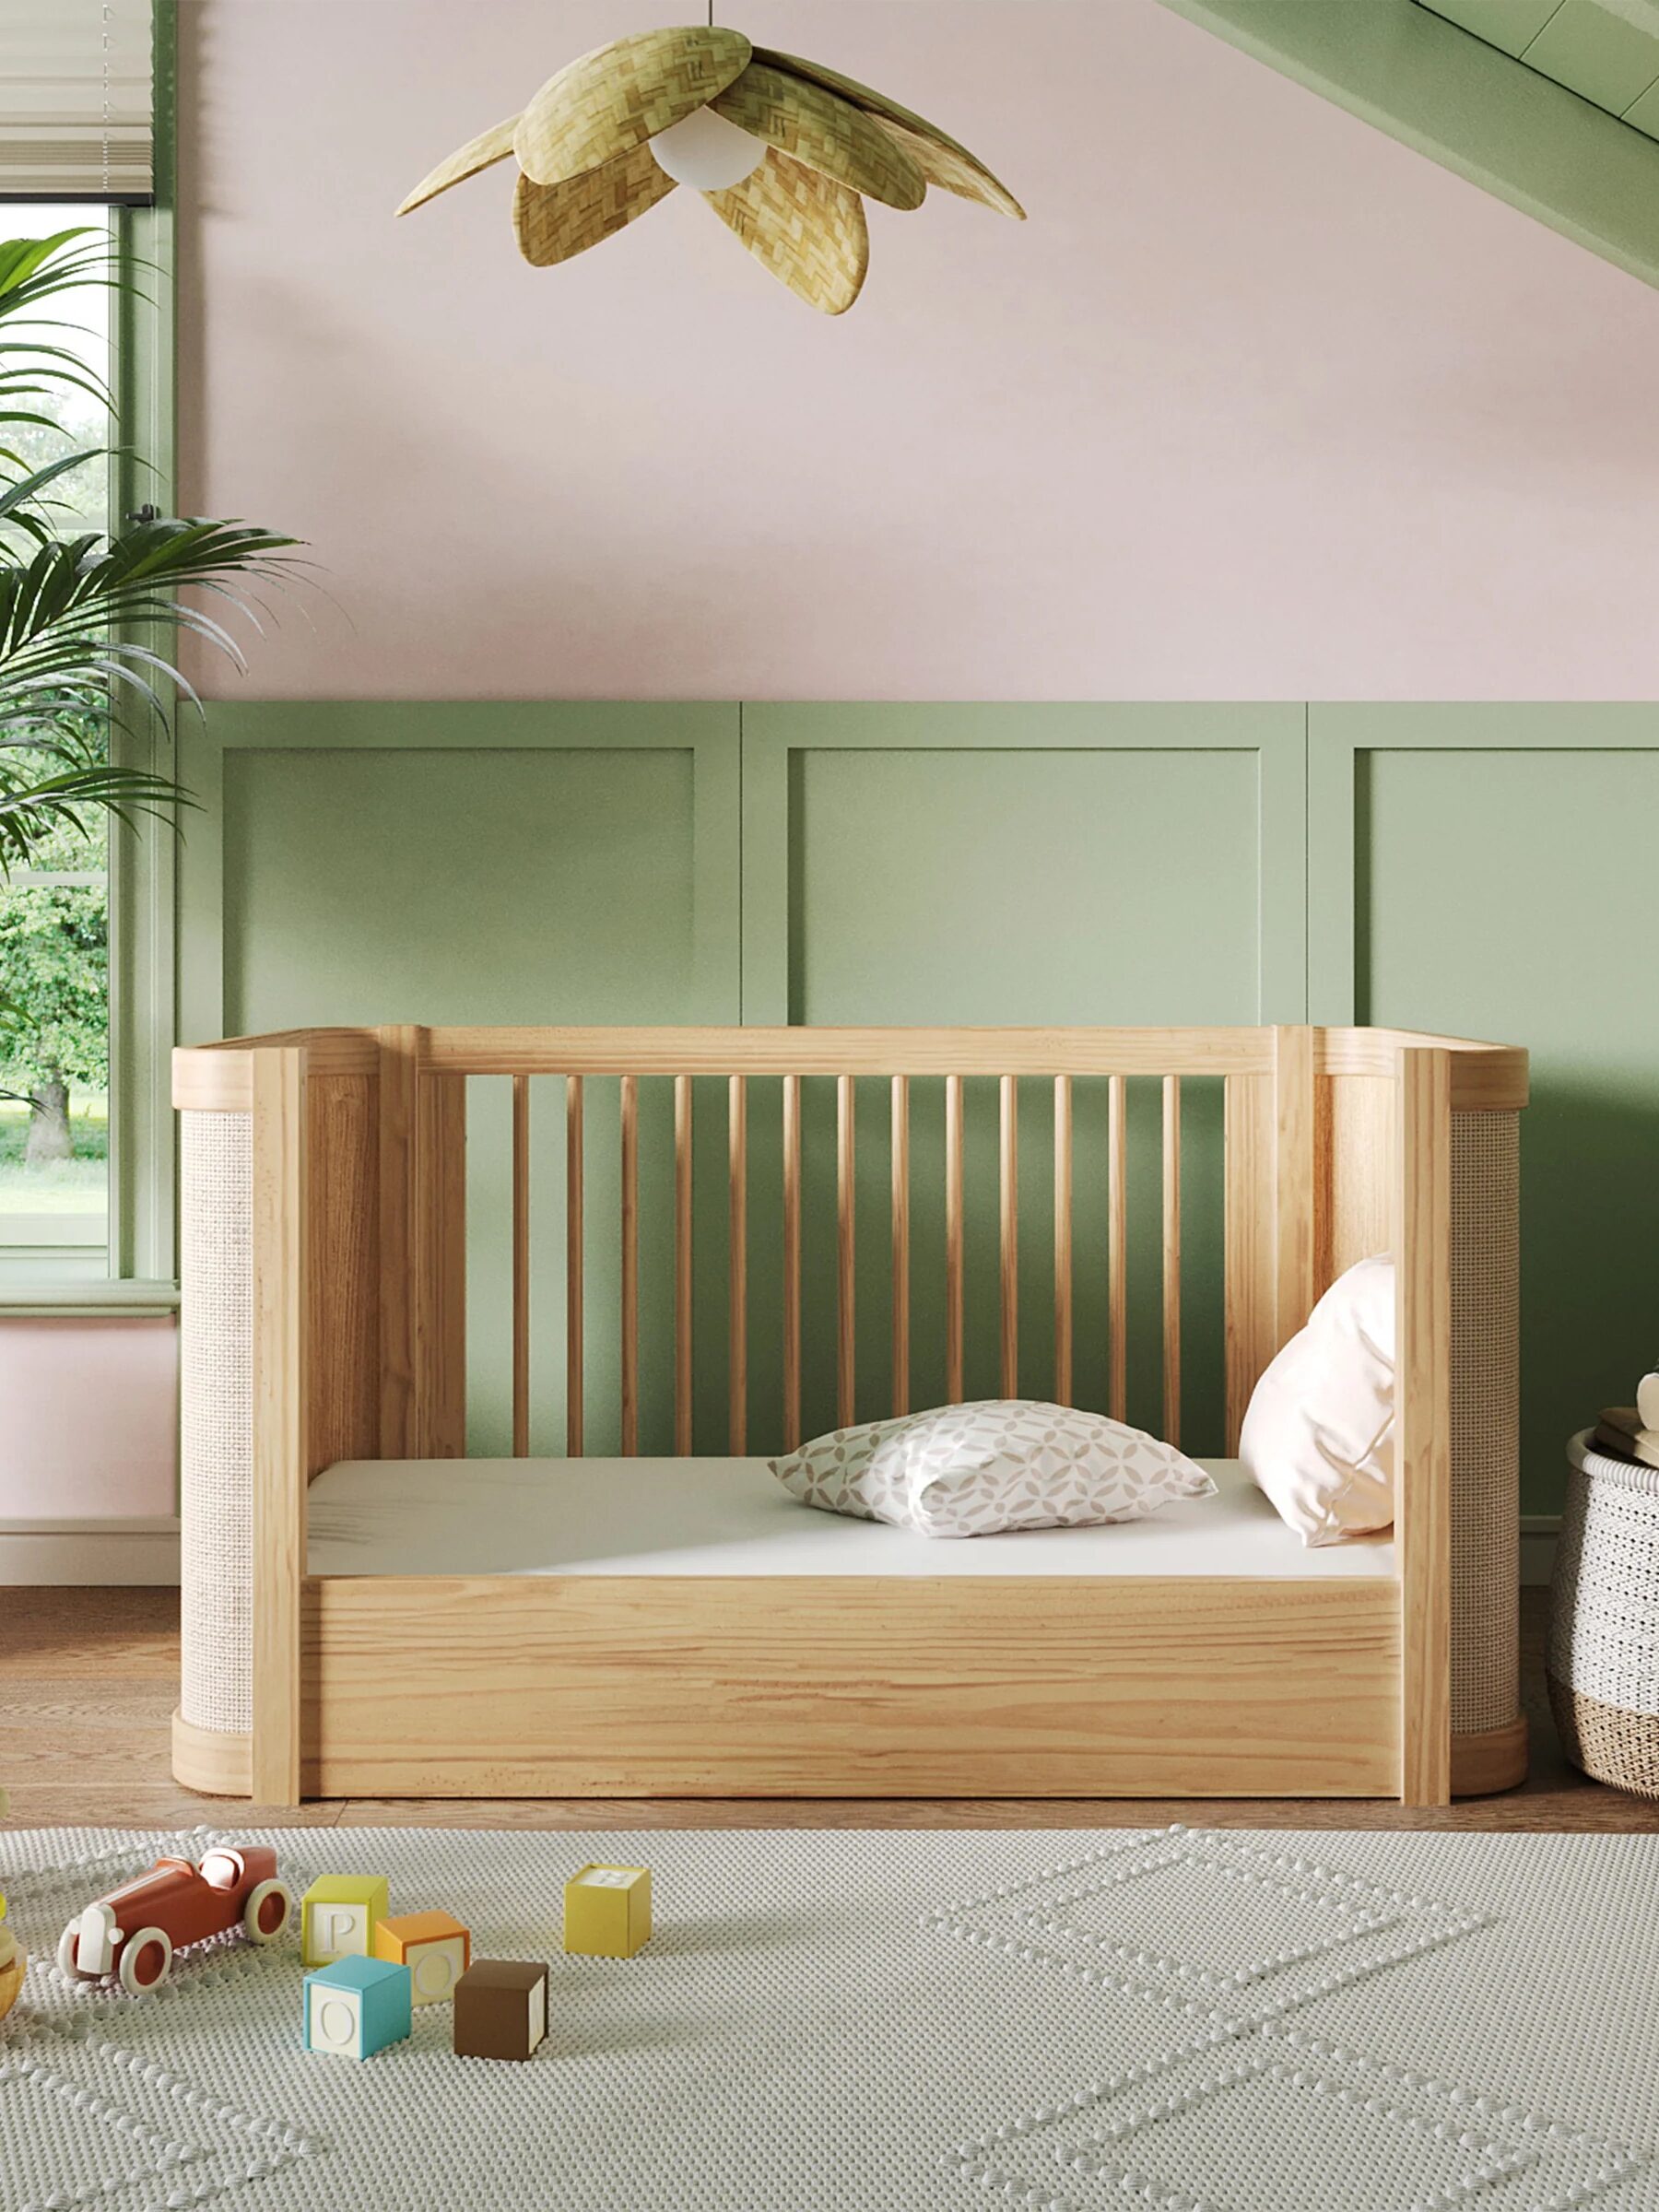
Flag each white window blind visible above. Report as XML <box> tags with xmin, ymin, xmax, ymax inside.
<box><xmin>1</xmin><ymin>1</ymin><xmax>154</xmax><ymax>202</ymax></box>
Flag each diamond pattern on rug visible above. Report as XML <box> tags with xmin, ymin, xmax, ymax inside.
<box><xmin>947</xmin><ymin>2027</ymin><xmax>1641</xmax><ymax>2212</ymax></box>
<box><xmin>930</xmin><ymin>1830</ymin><xmax>1641</xmax><ymax>2212</ymax></box>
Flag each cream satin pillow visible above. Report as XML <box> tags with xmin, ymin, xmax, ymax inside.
<box><xmin>1239</xmin><ymin>1253</ymin><xmax>1394</xmax><ymax>1546</ymax></box>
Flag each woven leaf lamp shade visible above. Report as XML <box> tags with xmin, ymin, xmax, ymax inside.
<box><xmin>396</xmin><ymin>23</ymin><xmax>1023</xmax><ymax>314</ymax></box>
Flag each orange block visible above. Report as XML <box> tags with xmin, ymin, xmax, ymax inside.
<box><xmin>371</xmin><ymin>1910</ymin><xmax>471</xmax><ymax>2006</ymax></box>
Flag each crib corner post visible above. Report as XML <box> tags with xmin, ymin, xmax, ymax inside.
<box><xmin>251</xmin><ymin>1046</ymin><xmax>309</xmax><ymax>1807</ymax></box>
<box><xmin>1395</xmin><ymin>1045</ymin><xmax>1453</xmax><ymax>1808</ymax></box>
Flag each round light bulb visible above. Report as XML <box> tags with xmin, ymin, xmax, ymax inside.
<box><xmin>648</xmin><ymin>107</ymin><xmax>764</xmax><ymax>191</ymax></box>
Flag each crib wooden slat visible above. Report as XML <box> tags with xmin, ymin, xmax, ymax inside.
<box><xmin>620</xmin><ymin>1074</ymin><xmax>639</xmax><ymax>1456</ymax></box>
<box><xmin>729</xmin><ymin>1074</ymin><xmax>747</xmax><ymax>1454</ymax></box>
<box><xmin>891</xmin><ymin>1076</ymin><xmax>910</xmax><ymax>1418</ymax></box>
<box><xmin>782</xmin><ymin>1074</ymin><xmax>802</xmax><ymax>1451</ymax></box>
<box><xmin>946</xmin><ymin>1074</ymin><xmax>965</xmax><ymax>1404</ymax></box>
<box><xmin>999</xmin><ymin>1075</ymin><xmax>1018</xmax><ymax>1397</ymax></box>
<box><xmin>1109</xmin><ymin>1072</ymin><xmax>1127</xmax><ymax>1422</ymax></box>
<box><xmin>565</xmin><ymin>1075</ymin><xmax>584</xmax><ymax>1457</ymax></box>
<box><xmin>512</xmin><ymin>1074</ymin><xmax>530</xmax><ymax>1458</ymax></box>
<box><xmin>674</xmin><ymin>1075</ymin><xmax>692</xmax><ymax>1455</ymax></box>
<box><xmin>838</xmin><ymin>1074</ymin><xmax>856</xmax><ymax>1429</ymax></box>
<box><xmin>1053</xmin><ymin>1075</ymin><xmax>1073</xmax><ymax>1405</ymax></box>
<box><xmin>1162</xmin><ymin>1074</ymin><xmax>1182</xmax><ymax>1448</ymax></box>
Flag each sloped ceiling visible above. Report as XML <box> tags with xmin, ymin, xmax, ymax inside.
<box><xmin>1161</xmin><ymin>0</ymin><xmax>1659</xmax><ymax>287</ymax></box>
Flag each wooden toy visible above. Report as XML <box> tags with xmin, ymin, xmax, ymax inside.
<box><xmin>300</xmin><ymin>1874</ymin><xmax>389</xmax><ymax>1967</ymax></box>
<box><xmin>453</xmin><ymin>1959</ymin><xmax>547</xmax><ymax>2060</ymax></box>
<box><xmin>302</xmin><ymin>1954</ymin><xmax>411</xmax><ymax>2059</ymax></box>
<box><xmin>0</xmin><ymin>1896</ymin><xmax>24</xmax><ymax>2024</ymax></box>
<box><xmin>55</xmin><ymin>1846</ymin><xmax>290</xmax><ymax>1994</ymax></box>
<box><xmin>372</xmin><ymin>1910</ymin><xmax>470</xmax><ymax>2005</ymax></box>
<box><xmin>563</xmin><ymin>1864</ymin><xmax>652</xmax><ymax>1957</ymax></box>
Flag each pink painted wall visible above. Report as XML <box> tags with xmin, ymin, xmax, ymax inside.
<box><xmin>0</xmin><ymin>1319</ymin><xmax>177</xmax><ymax>1520</ymax></box>
<box><xmin>177</xmin><ymin>0</ymin><xmax>1659</xmax><ymax>700</ymax></box>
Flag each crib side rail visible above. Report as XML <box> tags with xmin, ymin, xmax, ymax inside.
<box><xmin>1394</xmin><ymin>1045</ymin><xmax>1453</xmax><ymax>1806</ymax></box>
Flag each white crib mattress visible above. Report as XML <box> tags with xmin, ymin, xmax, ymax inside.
<box><xmin>305</xmin><ymin>1454</ymin><xmax>1396</xmax><ymax>1580</ymax></box>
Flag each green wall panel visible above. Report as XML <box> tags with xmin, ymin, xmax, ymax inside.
<box><xmin>738</xmin><ymin>706</ymin><xmax>1307</xmax><ymax>1454</ymax></box>
<box><xmin>181</xmin><ymin>704</ymin><xmax>740</xmax><ymax>1455</ymax></box>
<box><xmin>1312</xmin><ymin>704</ymin><xmax>1659</xmax><ymax>1515</ymax></box>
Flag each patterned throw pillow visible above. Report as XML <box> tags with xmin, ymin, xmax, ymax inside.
<box><xmin>770</xmin><ymin>1400</ymin><xmax>1215</xmax><ymax>1538</ymax></box>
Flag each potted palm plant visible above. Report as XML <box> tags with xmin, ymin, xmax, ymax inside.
<box><xmin>0</xmin><ymin>226</ymin><xmax>294</xmax><ymax>1162</ymax></box>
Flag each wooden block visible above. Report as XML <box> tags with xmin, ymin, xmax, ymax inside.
<box><xmin>453</xmin><ymin>1959</ymin><xmax>548</xmax><ymax>2060</ymax></box>
<box><xmin>300</xmin><ymin>1874</ymin><xmax>389</xmax><ymax>1967</ymax></box>
<box><xmin>563</xmin><ymin>1864</ymin><xmax>652</xmax><ymax>1957</ymax></box>
<box><xmin>303</xmin><ymin>1954</ymin><xmax>411</xmax><ymax>2058</ymax></box>
<box><xmin>372</xmin><ymin>1909</ymin><xmax>471</xmax><ymax>2006</ymax></box>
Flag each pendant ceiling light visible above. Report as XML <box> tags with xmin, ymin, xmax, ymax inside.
<box><xmin>396</xmin><ymin>25</ymin><xmax>1024</xmax><ymax>315</ymax></box>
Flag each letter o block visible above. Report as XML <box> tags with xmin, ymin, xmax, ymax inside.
<box><xmin>300</xmin><ymin>1875</ymin><xmax>390</xmax><ymax>1968</ymax></box>
<box><xmin>302</xmin><ymin>1955</ymin><xmax>411</xmax><ymax>2059</ymax></box>
<box><xmin>373</xmin><ymin>1910</ymin><xmax>471</xmax><ymax>2006</ymax></box>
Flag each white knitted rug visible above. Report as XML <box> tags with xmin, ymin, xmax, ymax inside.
<box><xmin>2</xmin><ymin>1822</ymin><xmax>1657</xmax><ymax>2212</ymax></box>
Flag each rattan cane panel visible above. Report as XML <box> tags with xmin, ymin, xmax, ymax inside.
<box><xmin>1448</xmin><ymin>1111</ymin><xmax>1521</xmax><ymax>1737</ymax></box>
<box><xmin>179</xmin><ymin>1111</ymin><xmax>254</xmax><ymax>1735</ymax></box>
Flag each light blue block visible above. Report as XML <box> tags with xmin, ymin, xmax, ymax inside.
<box><xmin>302</xmin><ymin>1954</ymin><xmax>412</xmax><ymax>2059</ymax></box>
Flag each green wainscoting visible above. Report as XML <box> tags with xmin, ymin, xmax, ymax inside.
<box><xmin>180</xmin><ymin>700</ymin><xmax>1656</xmax><ymax>1503</ymax></box>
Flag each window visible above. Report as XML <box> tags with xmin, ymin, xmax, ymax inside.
<box><xmin>0</xmin><ymin>206</ymin><xmax>115</xmax><ymax>1275</ymax></box>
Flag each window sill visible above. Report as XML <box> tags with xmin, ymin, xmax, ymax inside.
<box><xmin>0</xmin><ymin>1279</ymin><xmax>178</xmax><ymax>1317</ymax></box>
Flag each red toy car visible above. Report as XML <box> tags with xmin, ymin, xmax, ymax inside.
<box><xmin>56</xmin><ymin>1846</ymin><xmax>290</xmax><ymax>1994</ymax></box>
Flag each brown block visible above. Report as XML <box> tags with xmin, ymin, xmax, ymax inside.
<box><xmin>452</xmin><ymin>1959</ymin><xmax>548</xmax><ymax>2060</ymax></box>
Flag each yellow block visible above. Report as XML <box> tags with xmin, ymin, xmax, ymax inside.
<box><xmin>372</xmin><ymin>1910</ymin><xmax>471</xmax><ymax>2005</ymax></box>
<box><xmin>563</xmin><ymin>1864</ymin><xmax>652</xmax><ymax>1957</ymax></box>
<box><xmin>301</xmin><ymin>1874</ymin><xmax>390</xmax><ymax>1967</ymax></box>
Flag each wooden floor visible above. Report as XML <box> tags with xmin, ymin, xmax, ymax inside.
<box><xmin>3</xmin><ymin>1586</ymin><xmax>1656</xmax><ymax>1832</ymax></box>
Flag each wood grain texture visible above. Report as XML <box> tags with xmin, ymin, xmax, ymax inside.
<box><xmin>675</xmin><ymin>1075</ymin><xmax>693</xmax><ymax>1456</ymax></box>
<box><xmin>782</xmin><ymin>1074</ymin><xmax>802</xmax><ymax>1451</ymax></box>
<box><xmin>1053</xmin><ymin>1077</ymin><xmax>1073</xmax><ymax>1406</ymax></box>
<box><xmin>620</xmin><ymin>1074</ymin><xmax>640</xmax><ymax>1457</ymax></box>
<box><xmin>729</xmin><ymin>1075</ymin><xmax>747</xmax><ymax>1454</ymax></box>
<box><xmin>171</xmin><ymin>1710</ymin><xmax>252</xmax><ymax>1796</ymax></box>
<box><xmin>999</xmin><ymin>1074</ymin><xmax>1018</xmax><ymax>1397</ymax></box>
<box><xmin>18</xmin><ymin>1588</ymin><xmax>1616</xmax><ymax>1827</ymax></box>
<box><xmin>1451</xmin><ymin>1716</ymin><xmax>1530</xmax><ymax>1797</ymax></box>
<box><xmin>1163</xmin><ymin>1074</ymin><xmax>1182</xmax><ymax>1450</ymax></box>
<box><xmin>1317</xmin><ymin>1074</ymin><xmax>1394</xmax><ymax>1298</ymax></box>
<box><xmin>945</xmin><ymin>1074</ymin><xmax>965</xmax><ymax>1404</ymax></box>
<box><xmin>1108</xmin><ymin>1073</ymin><xmax>1127</xmax><ymax>1423</ymax></box>
<box><xmin>420</xmin><ymin>1071</ymin><xmax>468</xmax><ymax>1459</ymax></box>
<box><xmin>252</xmin><ymin>1049</ymin><xmax>307</xmax><ymax>1806</ymax></box>
<box><xmin>305</xmin><ymin>1074</ymin><xmax>378</xmax><ymax>1474</ymax></box>
<box><xmin>301</xmin><ymin>1575</ymin><xmax>1401</xmax><ymax>1799</ymax></box>
<box><xmin>838</xmin><ymin>1074</ymin><xmax>856</xmax><ymax>1429</ymax></box>
<box><xmin>891</xmin><ymin>1076</ymin><xmax>911</xmax><ymax>1418</ymax></box>
<box><xmin>1397</xmin><ymin>1046</ymin><xmax>1453</xmax><ymax>1808</ymax></box>
<box><xmin>1224</xmin><ymin>1072</ymin><xmax>1277</xmax><ymax>1453</ymax></box>
<box><xmin>172</xmin><ymin>1046</ymin><xmax>254</xmax><ymax>1112</ymax></box>
<box><xmin>375</xmin><ymin>1027</ymin><xmax>422</xmax><ymax>1459</ymax></box>
<box><xmin>1273</xmin><ymin>1025</ymin><xmax>1317</xmax><ymax>1346</ymax></box>
<box><xmin>566</xmin><ymin>1076</ymin><xmax>584</xmax><ymax>1459</ymax></box>
<box><xmin>512</xmin><ymin>1075</ymin><xmax>531</xmax><ymax>1459</ymax></box>
<box><xmin>422</xmin><ymin>1025</ymin><xmax>1278</xmax><ymax>1079</ymax></box>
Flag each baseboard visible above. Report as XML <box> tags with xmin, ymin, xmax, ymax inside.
<box><xmin>1522</xmin><ymin>1515</ymin><xmax>1559</xmax><ymax>1588</ymax></box>
<box><xmin>0</xmin><ymin>1517</ymin><xmax>180</xmax><ymax>1585</ymax></box>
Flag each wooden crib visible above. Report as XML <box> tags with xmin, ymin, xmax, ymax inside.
<box><xmin>169</xmin><ymin>1024</ymin><xmax>1527</xmax><ymax>1808</ymax></box>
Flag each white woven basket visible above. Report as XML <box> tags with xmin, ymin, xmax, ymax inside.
<box><xmin>1548</xmin><ymin>1430</ymin><xmax>1659</xmax><ymax>1797</ymax></box>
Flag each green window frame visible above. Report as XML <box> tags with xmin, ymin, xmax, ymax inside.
<box><xmin>0</xmin><ymin>4</ymin><xmax>177</xmax><ymax>1312</ymax></box>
